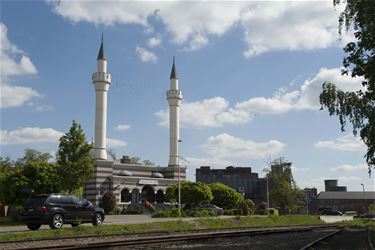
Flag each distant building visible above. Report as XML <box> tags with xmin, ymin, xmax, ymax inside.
<box><xmin>316</xmin><ymin>191</ymin><xmax>375</xmax><ymax>213</ymax></box>
<box><xmin>324</xmin><ymin>179</ymin><xmax>347</xmax><ymax>192</ymax></box>
<box><xmin>307</xmin><ymin>179</ymin><xmax>374</xmax><ymax>214</ymax></box>
<box><xmin>196</xmin><ymin>166</ymin><xmax>262</xmax><ymax>203</ymax></box>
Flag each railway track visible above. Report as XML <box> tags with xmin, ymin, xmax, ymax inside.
<box><xmin>1</xmin><ymin>224</ymin><xmax>345</xmax><ymax>250</ymax></box>
<box><xmin>299</xmin><ymin>227</ymin><xmax>373</xmax><ymax>250</ymax></box>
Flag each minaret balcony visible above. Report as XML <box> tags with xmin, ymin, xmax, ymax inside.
<box><xmin>92</xmin><ymin>72</ymin><xmax>111</xmax><ymax>83</ymax></box>
<box><xmin>166</xmin><ymin>90</ymin><xmax>182</xmax><ymax>99</ymax></box>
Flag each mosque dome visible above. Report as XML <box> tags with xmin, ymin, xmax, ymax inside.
<box><xmin>118</xmin><ymin>170</ymin><xmax>133</xmax><ymax>176</ymax></box>
<box><xmin>151</xmin><ymin>172</ymin><xmax>164</xmax><ymax>178</ymax></box>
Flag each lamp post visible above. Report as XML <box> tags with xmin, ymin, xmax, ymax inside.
<box><xmin>263</xmin><ymin>166</ymin><xmax>270</xmax><ymax>216</ymax></box>
<box><xmin>361</xmin><ymin>183</ymin><xmax>365</xmax><ymax>212</ymax></box>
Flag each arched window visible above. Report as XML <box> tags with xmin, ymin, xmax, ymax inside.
<box><xmin>121</xmin><ymin>188</ymin><xmax>131</xmax><ymax>203</ymax></box>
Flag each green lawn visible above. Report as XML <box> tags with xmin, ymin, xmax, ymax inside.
<box><xmin>0</xmin><ymin>215</ymin><xmax>355</xmax><ymax>242</ymax></box>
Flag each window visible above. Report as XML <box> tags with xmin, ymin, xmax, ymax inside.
<box><xmin>121</xmin><ymin>188</ymin><xmax>131</xmax><ymax>203</ymax></box>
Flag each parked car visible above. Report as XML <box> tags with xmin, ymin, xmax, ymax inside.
<box><xmin>196</xmin><ymin>204</ymin><xmax>224</xmax><ymax>215</ymax></box>
<box><xmin>344</xmin><ymin>211</ymin><xmax>358</xmax><ymax>217</ymax></box>
<box><xmin>359</xmin><ymin>213</ymin><xmax>375</xmax><ymax>220</ymax></box>
<box><xmin>319</xmin><ymin>209</ymin><xmax>343</xmax><ymax>216</ymax></box>
<box><xmin>20</xmin><ymin>194</ymin><xmax>105</xmax><ymax>230</ymax></box>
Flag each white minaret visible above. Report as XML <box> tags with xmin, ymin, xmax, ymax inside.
<box><xmin>167</xmin><ymin>57</ymin><xmax>182</xmax><ymax>166</ymax></box>
<box><xmin>92</xmin><ymin>34</ymin><xmax>111</xmax><ymax>160</ymax></box>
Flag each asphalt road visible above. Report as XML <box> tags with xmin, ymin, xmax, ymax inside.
<box><xmin>0</xmin><ymin>214</ymin><xmax>233</xmax><ymax>233</ymax></box>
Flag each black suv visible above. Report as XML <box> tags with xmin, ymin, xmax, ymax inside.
<box><xmin>20</xmin><ymin>194</ymin><xmax>105</xmax><ymax>230</ymax></box>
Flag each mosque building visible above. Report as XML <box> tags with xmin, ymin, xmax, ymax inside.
<box><xmin>84</xmin><ymin>36</ymin><xmax>186</xmax><ymax>206</ymax></box>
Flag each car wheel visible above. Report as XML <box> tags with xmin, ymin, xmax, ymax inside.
<box><xmin>27</xmin><ymin>223</ymin><xmax>41</xmax><ymax>231</ymax></box>
<box><xmin>92</xmin><ymin>212</ymin><xmax>103</xmax><ymax>226</ymax></box>
<box><xmin>49</xmin><ymin>213</ymin><xmax>64</xmax><ymax>229</ymax></box>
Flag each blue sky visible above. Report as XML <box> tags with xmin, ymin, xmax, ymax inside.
<box><xmin>1</xmin><ymin>0</ymin><xmax>373</xmax><ymax>192</ymax></box>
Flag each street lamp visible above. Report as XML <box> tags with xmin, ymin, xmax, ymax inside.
<box><xmin>361</xmin><ymin>183</ymin><xmax>365</xmax><ymax>212</ymax></box>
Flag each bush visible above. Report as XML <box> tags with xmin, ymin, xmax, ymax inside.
<box><xmin>189</xmin><ymin>210</ymin><xmax>217</xmax><ymax>217</ymax></box>
<box><xmin>224</xmin><ymin>209</ymin><xmax>242</xmax><ymax>215</ymax></box>
<box><xmin>124</xmin><ymin>209</ymin><xmax>143</xmax><ymax>214</ymax></box>
<box><xmin>238</xmin><ymin>199</ymin><xmax>255</xmax><ymax>215</ymax></box>
<box><xmin>101</xmin><ymin>192</ymin><xmax>117</xmax><ymax>214</ymax></box>
<box><xmin>208</xmin><ymin>183</ymin><xmax>242</xmax><ymax>210</ymax></box>
<box><xmin>152</xmin><ymin>210</ymin><xmax>171</xmax><ymax>218</ymax></box>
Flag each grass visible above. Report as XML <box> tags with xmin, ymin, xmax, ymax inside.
<box><xmin>0</xmin><ymin>215</ymin><xmax>335</xmax><ymax>242</ymax></box>
<box><xmin>196</xmin><ymin>215</ymin><xmax>324</xmax><ymax>229</ymax></box>
<box><xmin>0</xmin><ymin>220</ymin><xmax>195</xmax><ymax>241</ymax></box>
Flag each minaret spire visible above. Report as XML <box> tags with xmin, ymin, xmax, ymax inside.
<box><xmin>167</xmin><ymin>56</ymin><xmax>182</xmax><ymax>167</ymax></box>
<box><xmin>92</xmin><ymin>34</ymin><xmax>111</xmax><ymax>160</ymax></box>
<box><xmin>97</xmin><ymin>33</ymin><xmax>106</xmax><ymax>60</ymax></box>
<box><xmin>170</xmin><ymin>56</ymin><xmax>177</xmax><ymax>79</ymax></box>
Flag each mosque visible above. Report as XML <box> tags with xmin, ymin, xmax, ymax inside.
<box><xmin>84</xmin><ymin>37</ymin><xmax>186</xmax><ymax>206</ymax></box>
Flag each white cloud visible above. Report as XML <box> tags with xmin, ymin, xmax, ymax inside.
<box><xmin>35</xmin><ymin>104</ymin><xmax>54</xmax><ymax>112</ymax></box>
<box><xmin>330</xmin><ymin>163</ymin><xmax>368</xmax><ymax>172</ymax></box>
<box><xmin>107</xmin><ymin>138</ymin><xmax>127</xmax><ymax>148</ymax></box>
<box><xmin>136</xmin><ymin>46</ymin><xmax>158</xmax><ymax>63</ymax></box>
<box><xmin>1</xmin><ymin>84</ymin><xmax>42</xmax><ymax>108</ymax></box>
<box><xmin>49</xmin><ymin>2</ymin><xmax>352</xmax><ymax>56</ymax></box>
<box><xmin>201</xmin><ymin>133</ymin><xmax>285</xmax><ymax>160</ymax></box>
<box><xmin>314</xmin><ymin>134</ymin><xmax>366</xmax><ymax>152</ymax></box>
<box><xmin>0</xmin><ymin>127</ymin><xmax>63</xmax><ymax>145</ymax></box>
<box><xmin>155</xmin><ymin>97</ymin><xmax>252</xmax><ymax>128</ymax></box>
<box><xmin>114</xmin><ymin>124</ymin><xmax>131</xmax><ymax>131</ymax></box>
<box><xmin>147</xmin><ymin>34</ymin><xmax>162</xmax><ymax>48</ymax></box>
<box><xmin>235</xmin><ymin>67</ymin><xmax>364</xmax><ymax>114</ymax></box>
<box><xmin>0</xmin><ymin>23</ymin><xmax>40</xmax><ymax>108</ymax></box>
<box><xmin>241</xmin><ymin>2</ymin><xmax>342</xmax><ymax>58</ymax></box>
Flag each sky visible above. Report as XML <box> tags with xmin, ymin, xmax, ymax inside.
<box><xmin>1</xmin><ymin>0</ymin><xmax>374</xmax><ymax>192</ymax></box>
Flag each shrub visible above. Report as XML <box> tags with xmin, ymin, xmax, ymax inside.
<box><xmin>208</xmin><ymin>183</ymin><xmax>242</xmax><ymax>210</ymax></box>
<box><xmin>238</xmin><ymin>199</ymin><xmax>255</xmax><ymax>215</ymax></box>
<box><xmin>152</xmin><ymin>210</ymin><xmax>170</xmax><ymax>218</ymax></box>
<box><xmin>224</xmin><ymin>209</ymin><xmax>242</xmax><ymax>215</ymax></box>
<box><xmin>101</xmin><ymin>192</ymin><xmax>117</xmax><ymax>214</ymax></box>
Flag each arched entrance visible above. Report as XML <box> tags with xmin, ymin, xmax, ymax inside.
<box><xmin>155</xmin><ymin>189</ymin><xmax>164</xmax><ymax>203</ymax></box>
<box><xmin>131</xmin><ymin>188</ymin><xmax>140</xmax><ymax>203</ymax></box>
<box><xmin>121</xmin><ymin>188</ymin><xmax>131</xmax><ymax>203</ymax></box>
<box><xmin>141</xmin><ymin>185</ymin><xmax>155</xmax><ymax>202</ymax></box>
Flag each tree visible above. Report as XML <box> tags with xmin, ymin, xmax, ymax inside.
<box><xmin>319</xmin><ymin>0</ymin><xmax>375</xmax><ymax>173</ymax></box>
<box><xmin>267</xmin><ymin>158</ymin><xmax>303</xmax><ymax>214</ymax></box>
<box><xmin>23</xmin><ymin>161</ymin><xmax>60</xmax><ymax>194</ymax></box>
<box><xmin>208</xmin><ymin>182</ymin><xmax>242</xmax><ymax>210</ymax></box>
<box><xmin>165</xmin><ymin>181</ymin><xmax>213</xmax><ymax>208</ymax></box>
<box><xmin>56</xmin><ymin>120</ymin><xmax>94</xmax><ymax>193</ymax></box>
<box><xmin>238</xmin><ymin>199</ymin><xmax>255</xmax><ymax>215</ymax></box>
<box><xmin>143</xmin><ymin>160</ymin><xmax>155</xmax><ymax>166</ymax></box>
<box><xmin>130</xmin><ymin>157</ymin><xmax>141</xmax><ymax>164</ymax></box>
<box><xmin>15</xmin><ymin>149</ymin><xmax>52</xmax><ymax>166</ymax></box>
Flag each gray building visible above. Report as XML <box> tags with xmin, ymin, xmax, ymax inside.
<box><xmin>196</xmin><ymin>166</ymin><xmax>262</xmax><ymax>202</ymax></box>
<box><xmin>324</xmin><ymin>179</ymin><xmax>347</xmax><ymax>192</ymax></box>
<box><xmin>316</xmin><ymin>191</ymin><xmax>375</xmax><ymax>213</ymax></box>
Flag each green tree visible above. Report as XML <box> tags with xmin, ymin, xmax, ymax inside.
<box><xmin>15</xmin><ymin>149</ymin><xmax>52</xmax><ymax>166</ymax></box>
<box><xmin>2</xmin><ymin>167</ymin><xmax>29</xmax><ymax>205</ymax></box>
<box><xmin>130</xmin><ymin>157</ymin><xmax>141</xmax><ymax>164</ymax></box>
<box><xmin>319</xmin><ymin>0</ymin><xmax>375</xmax><ymax>173</ymax></box>
<box><xmin>208</xmin><ymin>182</ymin><xmax>242</xmax><ymax>209</ymax></box>
<box><xmin>165</xmin><ymin>181</ymin><xmax>213</xmax><ymax>208</ymax></box>
<box><xmin>267</xmin><ymin>158</ymin><xmax>302</xmax><ymax>214</ymax></box>
<box><xmin>143</xmin><ymin>160</ymin><xmax>155</xmax><ymax>166</ymax></box>
<box><xmin>23</xmin><ymin>161</ymin><xmax>60</xmax><ymax>194</ymax></box>
<box><xmin>56</xmin><ymin>120</ymin><xmax>94</xmax><ymax>193</ymax></box>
